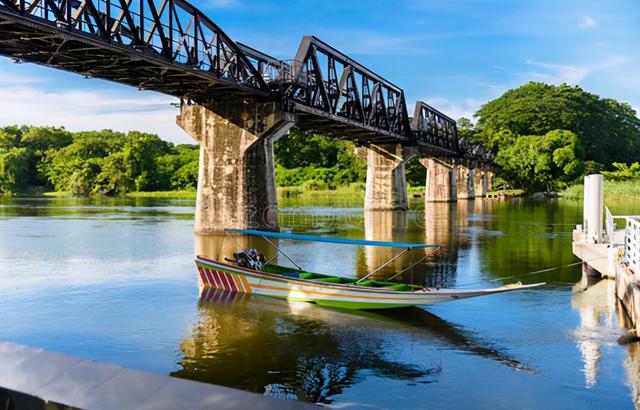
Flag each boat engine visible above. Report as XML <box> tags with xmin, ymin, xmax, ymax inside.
<box><xmin>232</xmin><ymin>248</ymin><xmax>265</xmax><ymax>271</ymax></box>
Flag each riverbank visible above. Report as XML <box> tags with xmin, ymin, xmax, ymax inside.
<box><xmin>38</xmin><ymin>186</ymin><xmax>525</xmax><ymax>203</ymax></box>
<box><xmin>43</xmin><ymin>190</ymin><xmax>198</xmax><ymax>199</ymax></box>
<box><xmin>562</xmin><ymin>180</ymin><xmax>640</xmax><ymax>202</ymax></box>
<box><xmin>41</xmin><ymin>183</ymin><xmax>640</xmax><ymax>205</ymax></box>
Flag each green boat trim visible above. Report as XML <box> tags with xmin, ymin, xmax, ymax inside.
<box><xmin>261</xmin><ymin>263</ymin><xmax>424</xmax><ymax>292</ymax></box>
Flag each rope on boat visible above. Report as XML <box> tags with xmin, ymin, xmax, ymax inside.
<box><xmin>388</xmin><ymin>247</ymin><xmax>443</xmax><ymax>281</ymax></box>
<box><xmin>454</xmin><ymin>255</ymin><xmax>608</xmax><ymax>288</ymax></box>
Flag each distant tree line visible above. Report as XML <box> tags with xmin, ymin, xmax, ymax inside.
<box><xmin>1</xmin><ymin>82</ymin><xmax>639</xmax><ymax>196</ymax></box>
<box><xmin>0</xmin><ymin>126</ymin><xmax>199</xmax><ymax>195</ymax></box>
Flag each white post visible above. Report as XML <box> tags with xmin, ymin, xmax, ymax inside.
<box><xmin>583</xmin><ymin>174</ymin><xmax>604</xmax><ymax>244</ymax></box>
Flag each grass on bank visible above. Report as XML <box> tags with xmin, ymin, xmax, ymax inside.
<box><xmin>562</xmin><ymin>180</ymin><xmax>640</xmax><ymax>202</ymax></box>
<box><xmin>42</xmin><ymin>190</ymin><xmax>197</xmax><ymax>199</ymax></box>
<box><xmin>43</xmin><ymin>191</ymin><xmax>72</xmax><ymax>197</ymax></box>
<box><xmin>278</xmin><ymin>184</ymin><xmax>365</xmax><ymax>207</ymax></box>
<box><xmin>486</xmin><ymin>189</ymin><xmax>524</xmax><ymax>196</ymax></box>
<box><xmin>124</xmin><ymin>190</ymin><xmax>196</xmax><ymax>198</ymax></box>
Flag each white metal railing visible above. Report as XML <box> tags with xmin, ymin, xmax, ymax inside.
<box><xmin>624</xmin><ymin>216</ymin><xmax>640</xmax><ymax>272</ymax></box>
<box><xmin>605</xmin><ymin>207</ymin><xmax>614</xmax><ymax>245</ymax></box>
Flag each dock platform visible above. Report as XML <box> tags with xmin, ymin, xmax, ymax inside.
<box><xmin>572</xmin><ymin>212</ymin><xmax>640</xmax><ymax>338</ymax></box>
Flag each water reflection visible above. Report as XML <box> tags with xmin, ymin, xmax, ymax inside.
<box><xmin>360</xmin><ymin>210</ymin><xmax>409</xmax><ymax>278</ymax></box>
<box><xmin>571</xmin><ymin>278</ymin><xmax>628</xmax><ymax>390</ymax></box>
<box><xmin>173</xmin><ymin>290</ymin><xmax>440</xmax><ymax>403</ymax></box>
<box><xmin>620</xmin><ymin>302</ymin><xmax>640</xmax><ymax>409</ymax></box>
<box><xmin>172</xmin><ymin>289</ymin><xmax>531</xmax><ymax>403</ymax></box>
<box><xmin>195</xmin><ymin>233</ymin><xmax>278</xmax><ymax>264</ymax></box>
<box><xmin>424</xmin><ymin>202</ymin><xmax>460</xmax><ymax>288</ymax></box>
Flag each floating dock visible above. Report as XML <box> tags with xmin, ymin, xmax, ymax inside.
<box><xmin>0</xmin><ymin>342</ymin><xmax>313</xmax><ymax>410</ymax></box>
<box><xmin>572</xmin><ymin>174</ymin><xmax>640</xmax><ymax>339</ymax></box>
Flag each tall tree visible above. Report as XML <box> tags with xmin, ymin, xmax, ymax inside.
<box><xmin>494</xmin><ymin>130</ymin><xmax>582</xmax><ymax>192</ymax></box>
<box><xmin>475</xmin><ymin>82</ymin><xmax>640</xmax><ymax>164</ymax></box>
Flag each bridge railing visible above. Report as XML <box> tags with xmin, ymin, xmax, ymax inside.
<box><xmin>624</xmin><ymin>217</ymin><xmax>640</xmax><ymax>273</ymax></box>
<box><xmin>0</xmin><ymin>0</ymin><xmax>269</xmax><ymax>93</ymax></box>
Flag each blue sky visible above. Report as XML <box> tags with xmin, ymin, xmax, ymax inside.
<box><xmin>0</xmin><ymin>0</ymin><xmax>638</xmax><ymax>144</ymax></box>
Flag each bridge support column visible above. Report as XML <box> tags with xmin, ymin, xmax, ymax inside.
<box><xmin>423</xmin><ymin>158</ymin><xmax>456</xmax><ymax>202</ymax></box>
<box><xmin>485</xmin><ymin>169</ymin><xmax>494</xmax><ymax>192</ymax></box>
<box><xmin>473</xmin><ymin>168</ymin><xmax>487</xmax><ymax>198</ymax></box>
<box><xmin>177</xmin><ymin>103</ymin><xmax>294</xmax><ymax>233</ymax></box>
<box><xmin>455</xmin><ymin>165</ymin><xmax>474</xmax><ymax>199</ymax></box>
<box><xmin>357</xmin><ymin>144</ymin><xmax>409</xmax><ymax>211</ymax></box>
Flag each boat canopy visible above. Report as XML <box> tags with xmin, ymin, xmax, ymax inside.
<box><xmin>224</xmin><ymin>228</ymin><xmax>440</xmax><ymax>249</ymax></box>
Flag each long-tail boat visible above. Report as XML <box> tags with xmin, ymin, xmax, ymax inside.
<box><xmin>195</xmin><ymin>229</ymin><xmax>544</xmax><ymax>310</ymax></box>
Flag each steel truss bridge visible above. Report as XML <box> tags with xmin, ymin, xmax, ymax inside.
<box><xmin>0</xmin><ymin>0</ymin><xmax>491</xmax><ymax>163</ymax></box>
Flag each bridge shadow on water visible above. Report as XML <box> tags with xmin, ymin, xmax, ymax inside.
<box><xmin>171</xmin><ymin>288</ymin><xmax>532</xmax><ymax>404</ymax></box>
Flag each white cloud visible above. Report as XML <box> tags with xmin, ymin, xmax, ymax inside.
<box><xmin>416</xmin><ymin>97</ymin><xmax>484</xmax><ymax>122</ymax></box>
<box><xmin>580</xmin><ymin>16</ymin><xmax>597</xmax><ymax>29</ymax></box>
<box><xmin>525</xmin><ymin>56</ymin><xmax>626</xmax><ymax>85</ymax></box>
<box><xmin>0</xmin><ymin>85</ymin><xmax>193</xmax><ymax>144</ymax></box>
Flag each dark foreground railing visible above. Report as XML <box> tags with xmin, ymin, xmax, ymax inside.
<box><xmin>0</xmin><ymin>342</ymin><xmax>313</xmax><ymax>410</ymax></box>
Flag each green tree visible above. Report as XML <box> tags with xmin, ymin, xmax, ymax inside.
<box><xmin>96</xmin><ymin>152</ymin><xmax>133</xmax><ymax>194</ymax></box>
<box><xmin>602</xmin><ymin>162</ymin><xmax>640</xmax><ymax>181</ymax></box>
<box><xmin>456</xmin><ymin>117</ymin><xmax>477</xmax><ymax>142</ymax></box>
<box><xmin>21</xmin><ymin>127</ymin><xmax>72</xmax><ymax>152</ymax></box>
<box><xmin>494</xmin><ymin>130</ymin><xmax>582</xmax><ymax>192</ymax></box>
<box><xmin>274</xmin><ymin>130</ymin><xmax>366</xmax><ymax>189</ymax></box>
<box><xmin>405</xmin><ymin>156</ymin><xmax>426</xmax><ymax>187</ymax></box>
<box><xmin>475</xmin><ymin>82</ymin><xmax>640</xmax><ymax>164</ymax></box>
<box><xmin>0</xmin><ymin>147</ymin><xmax>31</xmax><ymax>194</ymax></box>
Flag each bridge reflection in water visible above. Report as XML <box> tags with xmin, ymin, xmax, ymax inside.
<box><xmin>171</xmin><ymin>290</ymin><xmax>530</xmax><ymax>403</ymax></box>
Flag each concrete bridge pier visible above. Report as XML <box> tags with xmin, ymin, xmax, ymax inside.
<box><xmin>177</xmin><ymin>103</ymin><xmax>294</xmax><ymax>233</ymax></box>
<box><xmin>423</xmin><ymin>158</ymin><xmax>456</xmax><ymax>202</ymax></box>
<box><xmin>485</xmin><ymin>169</ymin><xmax>494</xmax><ymax>192</ymax></box>
<box><xmin>473</xmin><ymin>168</ymin><xmax>487</xmax><ymax>198</ymax></box>
<box><xmin>357</xmin><ymin>144</ymin><xmax>410</xmax><ymax>211</ymax></box>
<box><xmin>455</xmin><ymin>165</ymin><xmax>475</xmax><ymax>200</ymax></box>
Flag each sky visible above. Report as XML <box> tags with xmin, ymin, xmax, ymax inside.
<box><xmin>0</xmin><ymin>0</ymin><xmax>638</xmax><ymax>144</ymax></box>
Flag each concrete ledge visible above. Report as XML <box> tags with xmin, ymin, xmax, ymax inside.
<box><xmin>0</xmin><ymin>342</ymin><xmax>313</xmax><ymax>410</ymax></box>
<box><xmin>572</xmin><ymin>240</ymin><xmax>611</xmax><ymax>277</ymax></box>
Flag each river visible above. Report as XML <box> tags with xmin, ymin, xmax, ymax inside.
<box><xmin>1</xmin><ymin>196</ymin><xmax>639</xmax><ymax>409</ymax></box>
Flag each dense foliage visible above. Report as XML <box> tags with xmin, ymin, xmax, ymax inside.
<box><xmin>472</xmin><ymin>82</ymin><xmax>640</xmax><ymax>192</ymax></box>
<box><xmin>274</xmin><ymin>131</ymin><xmax>366</xmax><ymax>190</ymax></box>
<box><xmin>0</xmin><ymin>126</ymin><xmax>199</xmax><ymax>195</ymax></box>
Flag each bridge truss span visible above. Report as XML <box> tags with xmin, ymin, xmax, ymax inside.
<box><xmin>0</xmin><ymin>0</ymin><xmax>269</xmax><ymax>100</ymax></box>
<box><xmin>411</xmin><ymin>101</ymin><xmax>459</xmax><ymax>156</ymax></box>
<box><xmin>283</xmin><ymin>36</ymin><xmax>413</xmax><ymax>144</ymax></box>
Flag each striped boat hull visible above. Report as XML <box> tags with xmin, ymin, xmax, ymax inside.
<box><xmin>195</xmin><ymin>256</ymin><xmax>544</xmax><ymax>310</ymax></box>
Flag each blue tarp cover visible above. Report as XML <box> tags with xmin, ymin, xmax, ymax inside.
<box><xmin>225</xmin><ymin>228</ymin><xmax>440</xmax><ymax>249</ymax></box>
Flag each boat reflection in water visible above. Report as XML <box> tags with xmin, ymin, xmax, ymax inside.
<box><xmin>171</xmin><ymin>288</ymin><xmax>531</xmax><ymax>404</ymax></box>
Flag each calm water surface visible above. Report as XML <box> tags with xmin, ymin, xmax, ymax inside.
<box><xmin>2</xmin><ymin>196</ymin><xmax>640</xmax><ymax>409</ymax></box>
